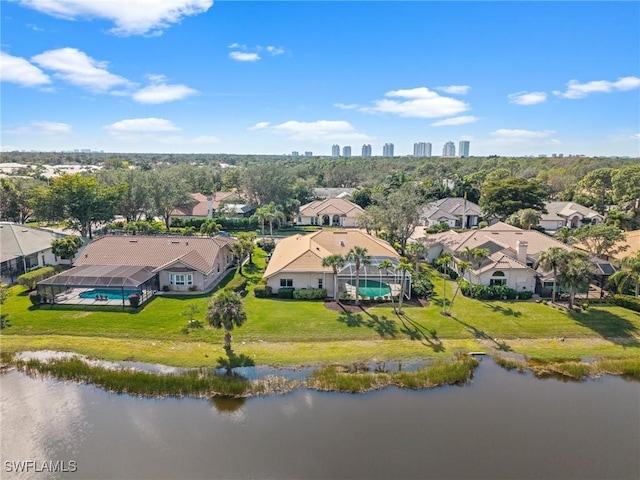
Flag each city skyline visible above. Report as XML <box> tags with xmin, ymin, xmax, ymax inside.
<box><xmin>1</xmin><ymin>1</ymin><xmax>639</xmax><ymax>157</ymax></box>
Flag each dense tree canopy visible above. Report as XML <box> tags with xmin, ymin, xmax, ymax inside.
<box><xmin>479</xmin><ymin>177</ymin><xmax>548</xmax><ymax>219</ymax></box>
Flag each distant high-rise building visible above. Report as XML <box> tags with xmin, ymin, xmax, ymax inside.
<box><xmin>413</xmin><ymin>142</ymin><xmax>432</xmax><ymax>157</ymax></box>
<box><xmin>342</xmin><ymin>146</ymin><xmax>351</xmax><ymax>157</ymax></box>
<box><xmin>292</xmin><ymin>151</ymin><xmax>299</xmax><ymax>157</ymax></box>
<box><xmin>331</xmin><ymin>144</ymin><xmax>340</xmax><ymax>157</ymax></box>
<box><xmin>362</xmin><ymin>144</ymin><xmax>372</xmax><ymax>156</ymax></box>
<box><xmin>304</xmin><ymin>151</ymin><xmax>313</xmax><ymax>157</ymax></box>
<box><xmin>442</xmin><ymin>141</ymin><xmax>455</xmax><ymax>157</ymax></box>
<box><xmin>459</xmin><ymin>141</ymin><xmax>470</xmax><ymax>158</ymax></box>
<box><xmin>383</xmin><ymin>143</ymin><xmax>395</xmax><ymax>157</ymax></box>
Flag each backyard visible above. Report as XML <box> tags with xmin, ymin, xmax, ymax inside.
<box><xmin>1</xmin><ymin>249</ymin><xmax>640</xmax><ymax>367</ymax></box>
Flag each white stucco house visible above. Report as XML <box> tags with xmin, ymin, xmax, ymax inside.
<box><xmin>297</xmin><ymin>198</ymin><xmax>364</xmax><ymax>227</ymax></box>
<box><xmin>419</xmin><ymin>197</ymin><xmax>482</xmax><ymax>229</ymax></box>
<box><xmin>539</xmin><ymin>201</ymin><xmax>603</xmax><ymax>232</ymax></box>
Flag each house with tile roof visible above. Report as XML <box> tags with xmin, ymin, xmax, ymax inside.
<box><xmin>263</xmin><ymin>229</ymin><xmax>410</xmax><ymax>299</ymax></box>
<box><xmin>539</xmin><ymin>201</ymin><xmax>603</xmax><ymax>232</ymax></box>
<box><xmin>1</xmin><ymin>222</ymin><xmax>68</xmax><ymax>284</ymax></box>
<box><xmin>297</xmin><ymin>198</ymin><xmax>364</xmax><ymax>227</ymax></box>
<box><xmin>38</xmin><ymin>235</ymin><xmax>236</xmax><ymax>304</ymax></box>
<box><xmin>169</xmin><ymin>192</ymin><xmax>252</xmax><ymax>224</ymax></box>
<box><xmin>419</xmin><ymin>197</ymin><xmax>482</xmax><ymax>229</ymax></box>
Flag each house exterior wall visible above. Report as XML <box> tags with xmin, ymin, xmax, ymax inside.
<box><xmin>425</xmin><ymin>244</ymin><xmax>444</xmax><ymax>263</ymax></box>
<box><xmin>476</xmin><ymin>268</ymin><xmax>536</xmax><ymax>292</ymax></box>
<box><xmin>266</xmin><ymin>271</ymin><xmax>332</xmax><ymax>296</ymax></box>
<box><xmin>297</xmin><ymin>215</ymin><xmax>358</xmax><ymax>227</ymax></box>
<box><xmin>539</xmin><ymin>219</ymin><xmax>565</xmax><ymax>231</ymax></box>
<box><xmin>157</xmin><ymin>245</ymin><xmax>235</xmax><ymax>292</ymax></box>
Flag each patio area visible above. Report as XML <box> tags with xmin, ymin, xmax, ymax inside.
<box><xmin>52</xmin><ymin>287</ymin><xmax>152</xmax><ymax>307</ymax></box>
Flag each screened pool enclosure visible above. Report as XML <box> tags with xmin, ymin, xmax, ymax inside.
<box><xmin>336</xmin><ymin>256</ymin><xmax>411</xmax><ymax>300</ymax></box>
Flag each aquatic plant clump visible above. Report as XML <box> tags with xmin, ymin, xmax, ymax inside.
<box><xmin>307</xmin><ymin>356</ymin><xmax>479</xmax><ymax>393</ymax></box>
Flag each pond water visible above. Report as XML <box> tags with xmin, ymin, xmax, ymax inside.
<box><xmin>1</xmin><ymin>359</ymin><xmax>638</xmax><ymax>480</ymax></box>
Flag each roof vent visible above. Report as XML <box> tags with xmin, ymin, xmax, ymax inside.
<box><xmin>129</xmin><ymin>239</ymin><xmax>138</xmax><ymax>243</ymax></box>
<box><xmin>171</xmin><ymin>240</ymin><xmax>180</xmax><ymax>244</ymax></box>
<box><xmin>340</xmin><ymin>240</ymin><xmax>345</xmax><ymax>247</ymax></box>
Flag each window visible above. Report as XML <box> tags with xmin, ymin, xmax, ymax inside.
<box><xmin>318</xmin><ymin>278</ymin><xmax>323</xmax><ymax>289</ymax></box>
<box><xmin>170</xmin><ymin>273</ymin><xmax>193</xmax><ymax>286</ymax></box>
<box><xmin>280</xmin><ymin>278</ymin><xmax>293</xmax><ymax>287</ymax></box>
<box><xmin>490</xmin><ymin>271</ymin><xmax>506</xmax><ymax>286</ymax></box>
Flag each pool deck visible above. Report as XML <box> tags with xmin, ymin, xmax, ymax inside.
<box><xmin>52</xmin><ymin>288</ymin><xmax>150</xmax><ymax>307</ymax></box>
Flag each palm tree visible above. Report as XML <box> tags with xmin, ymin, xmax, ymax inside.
<box><xmin>396</xmin><ymin>258</ymin><xmax>413</xmax><ymax>314</ymax></box>
<box><xmin>206</xmin><ymin>290</ymin><xmax>247</xmax><ymax>349</ymax></box>
<box><xmin>461</xmin><ymin>246</ymin><xmax>475</xmax><ymax>262</ymax></box>
<box><xmin>251</xmin><ymin>207</ymin><xmax>269</xmax><ymax>236</ymax></box>
<box><xmin>449</xmin><ymin>260</ymin><xmax>471</xmax><ymax>313</ymax></box>
<box><xmin>518</xmin><ymin>208</ymin><xmax>542</xmax><ymax>230</ymax></box>
<box><xmin>538</xmin><ymin>247</ymin><xmax>570</xmax><ymax>303</ymax></box>
<box><xmin>345</xmin><ymin>246</ymin><xmax>370</xmax><ymax>305</ymax></box>
<box><xmin>435</xmin><ymin>252</ymin><xmax>453</xmax><ymax>314</ymax></box>
<box><xmin>377</xmin><ymin>259</ymin><xmax>396</xmax><ymax>313</ymax></box>
<box><xmin>609</xmin><ymin>253</ymin><xmax>640</xmax><ymax>297</ymax></box>
<box><xmin>471</xmin><ymin>247</ymin><xmax>490</xmax><ymax>270</ymax></box>
<box><xmin>322</xmin><ymin>254</ymin><xmax>346</xmax><ymax>301</ymax></box>
<box><xmin>554</xmin><ymin>227</ymin><xmax>572</xmax><ymax>244</ymax></box>
<box><xmin>264</xmin><ymin>203</ymin><xmax>286</xmax><ymax>237</ymax></box>
<box><xmin>406</xmin><ymin>241</ymin><xmax>429</xmax><ymax>273</ymax></box>
<box><xmin>557</xmin><ymin>256</ymin><xmax>592</xmax><ymax>309</ymax></box>
<box><xmin>231</xmin><ymin>241</ymin><xmax>246</xmax><ymax>274</ymax></box>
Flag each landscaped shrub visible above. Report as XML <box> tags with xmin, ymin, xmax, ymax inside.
<box><xmin>128</xmin><ymin>293</ymin><xmax>140</xmax><ymax>308</ymax></box>
<box><xmin>162</xmin><ymin>285</ymin><xmax>170</xmax><ymax>292</ymax></box>
<box><xmin>518</xmin><ymin>291</ymin><xmax>534</xmax><ymax>300</ymax></box>
<box><xmin>225</xmin><ymin>276</ymin><xmax>247</xmax><ymax>293</ymax></box>
<box><xmin>293</xmin><ymin>288</ymin><xmax>327</xmax><ymax>300</ymax></box>
<box><xmin>18</xmin><ymin>266</ymin><xmax>58</xmax><ymax>290</ymax></box>
<box><xmin>412</xmin><ymin>272</ymin><xmax>434</xmax><ymax>298</ymax></box>
<box><xmin>253</xmin><ymin>285</ymin><xmax>273</xmax><ymax>298</ymax></box>
<box><xmin>278</xmin><ymin>287</ymin><xmax>295</xmax><ymax>299</ymax></box>
<box><xmin>612</xmin><ymin>294</ymin><xmax>640</xmax><ymax>312</ymax></box>
<box><xmin>460</xmin><ymin>281</ymin><xmax>532</xmax><ymax>301</ymax></box>
<box><xmin>28</xmin><ymin>291</ymin><xmax>42</xmax><ymax>305</ymax></box>
<box><xmin>256</xmin><ymin>238</ymin><xmax>276</xmax><ymax>254</ymax></box>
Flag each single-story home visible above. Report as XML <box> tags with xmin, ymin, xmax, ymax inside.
<box><xmin>419</xmin><ymin>197</ymin><xmax>482</xmax><ymax>229</ymax></box>
<box><xmin>263</xmin><ymin>229</ymin><xmax>410</xmax><ymax>299</ymax></box>
<box><xmin>170</xmin><ymin>192</ymin><xmax>252</xmax><ymax>224</ymax></box>
<box><xmin>297</xmin><ymin>198</ymin><xmax>364</xmax><ymax>227</ymax></box>
<box><xmin>38</xmin><ymin>234</ymin><xmax>236</xmax><ymax>305</ymax></box>
<box><xmin>1</xmin><ymin>222</ymin><xmax>69</xmax><ymax>284</ymax></box>
<box><xmin>539</xmin><ymin>201</ymin><xmax>603</xmax><ymax>232</ymax></box>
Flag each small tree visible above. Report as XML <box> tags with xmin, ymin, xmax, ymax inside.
<box><xmin>206</xmin><ymin>290</ymin><xmax>247</xmax><ymax>349</ymax></box>
<box><xmin>396</xmin><ymin>258</ymin><xmax>413</xmax><ymax>314</ymax></box>
<box><xmin>345</xmin><ymin>247</ymin><xmax>370</xmax><ymax>305</ymax></box>
<box><xmin>51</xmin><ymin>235</ymin><xmax>83</xmax><ymax>265</ymax></box>
<box><xmin>435</xmin><ymin>252</ymin><xmax>453</xmax><ymax>314</ymax></box>
<box><xmin>609</xmin><ymin>252</ymin><xmax>640</xmax><ymax>297</ymax></box>
<box><xmin>557</xmin><ymin>253</ymin><xmax>592</xmax><ymax>309</ymax></box>
<box><xmin>322</xmin><ymin>254</ymin><xmax>346</xmax><ymax>301</ymax></box>
<box><xmin>378</xmin><ymin>259</ymin><xmax>396</xmax><ymax>313</ymax></box>
<box><xmin>538</xmin><ymin>246</ymin><xmax>570</xmax><ymax>303</ymax></box>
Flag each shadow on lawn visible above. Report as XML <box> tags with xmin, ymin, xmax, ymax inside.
<box><xmin>216</xmin><ymin>347</ymin><xmax>256</xmax><ymax>373</ymax></box>
<box><xmin>396</xmin><ymin>312</ymin><xmax>445</xmax><ymax>353</ymax></box>
<box><xmin>483</xmin><ymin>303</ymin><xmax>522</xmax><ymax>318</ymax></box>
<box><xmin>569</xmin><ymin>309</ymin><xmax>640</xmax><ymax>347</ymax></box>
<box><xmin>337</xmin><ymin>312</ymin><xmax>398</xmax><ymax>338</ymax></box>
<box><xmin>447</xmin><ymin>315</ymin><xmax>512</xmax><ymax>352</ymax></box>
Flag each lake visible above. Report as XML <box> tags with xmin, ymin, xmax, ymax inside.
<box><xmin>1</xmin><ymin>359</ymin><xmax>638</xmax><ymax>479</ymax></box>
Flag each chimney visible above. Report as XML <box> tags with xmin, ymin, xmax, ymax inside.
<box><xmin>516</xmin><ymin>240</ymin><xmax>528</xmax><ymax>264</ymax></box>
<box><xmin>207</xmin><ymin>195</ymin><xmax>213</xmax><ymax>219</ymax></box>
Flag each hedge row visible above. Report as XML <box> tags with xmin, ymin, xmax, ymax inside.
<box><xmin>18</xmin><ymin>266</ymin><xmax>61</xmax><ymax>290</ymax></box>
<box><xmin>460</xmin><ymin>281</ymin><xmax>533</xmax><ymax>300</ymax></box>
<box><xmin>292</xmin><ymin>288</ymin><xmax>327</xmax><ymax>300</ymax></box>
<box><xmin>224</xmin><ymin>276</ymin><xmax>248</xmax><ymax>293</ymax></box>
<box><xmin>253</xmin><ymin>285</ymin><xmax>272</xmax><ymax>298</ymax></box>
<box><xmin>612</xmin><ymin>294</ymin><xmax>640</xmax><ymax>312</ymax></box>
<box><xmin>171</xmin><ymin>217</ymin><xmax>259</xmax><ymax>231</ymax></box>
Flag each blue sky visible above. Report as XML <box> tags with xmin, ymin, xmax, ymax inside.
<box><xmin>1</xmin><ymin>1</ymin><xmax>639</xmax><ymax>157</ymax></box>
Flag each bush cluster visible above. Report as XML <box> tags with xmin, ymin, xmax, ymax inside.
<box><xmin>412</xmin><ymin>271</ymin><xmax>434</xmax><ymax>298</ymax></box>
<box><xmin>278</xmin><ymin>287</ymin><xmax>295</xmax><ymax>299</ymax></box>
<box><xmin>460</xmin><ymin>281</ymin><xmax>533</xmax><ymax>300</ymax></box>
<box><xmin>253</xmin><ymin>285</ymin><xmax>273</xmax><ymax>298</ymax></box>
<box><xmin>612</xmin><ymin>294</ymin><xmax>640</xmax><ymax>312</ymax></box>
<box><xmin>292</xmin><ymin>288</ymin><xmax>327</xmax><ymax>300</ymax></box>
<box><xmin>225</xmin><ymin>276</ymin><xmax>248</xmax><ymax>293</ymax></box>
<box><xmin>172</xmin><ymin>217</ymin><xmax>259</xmax><ymax>232</ymax></box>
<box><xmin>256</xmin><ymin>238</ymin><xmax>276</xmax><ymax>254</ymax></box>
<box><xmin>18</xmin><ymin>266</ymin><xmax>60</xmax><ymax>290</ymax></box>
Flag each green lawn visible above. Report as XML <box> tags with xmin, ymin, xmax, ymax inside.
<box><xmin>2</xmin><ymin>250</ymin><xmax>639</xmax><ymax>366</ymax></box>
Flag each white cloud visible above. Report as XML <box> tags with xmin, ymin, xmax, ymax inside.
<box><xmin>488</xmin><ymin>129</ymin><xmax>559</xmax><ymax>146</ymax></box>
<box><xmin>229</xmin><ymin>51</ymin><xmax>260</xmax><ymax>62</ymax></box>
<box><xmin>435</xmin><ymin>85</ymin><xmax>470</xmax><ymax>95</ymax></box>
<box><xmin>17</xmin><ymin>0</ymin><xmax>213</xmax><ymax>36</ymax></box>
<box><xmin>430</xmin><ymin>116</ymin><xmax>478</xmax><ymax>127</ymax></box>
<box><xmin>265</xmin><ymin>46</ymin><xmax>284</xmax><ymax>56</ymax></box>
<box><xmin>32</xmin><ymin>47</ymin><xmax>132</xmax><ymax>92</ymax></box>
<box><xmin>491</xmin><ymin>129</ymin><xmax>555</xmax><ymax>139</ymax></box>
<box><xmin>132</xmin><ymin>75</ymin><xmax>197</xmax><ymax>103</ymax></box>
<box><xmin>262</xmin><ymin>120</ymin><xmax>373</xmax><ymax>143</ymax></box>
<box><xmin>553</xmin><ymin>76</ymin><xmax>640</xmax><ymax>99</ymax></box>
<box><xmin>105</xmin><ymin>117</ymin><xmax>181</xmax><ymax>134</ymax></box>
<box><xmin>6</xmin><ymin>121</ymin><xmax>72</xmax><ymax>135</ymax></box>
<box><xmin>248</xmin><ymin>122</ymin><xmax>270</xmax><ymax>131</ymax></box>
<box><xmin>334</xmin><ymin>103</ymin><xmax>361</xmax><ymax>110</ymax></box>
<box><xmin>508</xmin><ymin>91</ymin><xmax>548</xmax><ymax>105</ymax></box>
<box><xmin>361</xmin><ymin>87</ymin><xmax>469</xmax><ymax>118</ymax></box>
<box><xmin>0</xmin><ymin>51</ymin><xmax>51</xmax><ymax>86</ymax></box>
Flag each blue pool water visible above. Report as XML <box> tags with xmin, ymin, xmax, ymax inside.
<box><xmin>79</xmin><ymin>289</ymin><xmax>142</xmax><ymax>300</ymax></box>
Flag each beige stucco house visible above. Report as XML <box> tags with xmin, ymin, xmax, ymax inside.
<box><xmin>539</xmin><ymin>201</ymin><xmax>603</xmax><ymax>232</ymax></box>
<box><xmin>263</xmin><ymin>229</ymin><xmax>409</xmax><ymax>299</ymax></box>
<box><xmin>297</xmin><ymin>198</ymin><xmax>364</xmax><ymax>227</ymax></box>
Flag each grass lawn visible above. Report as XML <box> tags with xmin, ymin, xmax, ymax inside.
<box><xmin>2</xmin><ymin>249</ymin><xmax>639</xmax><ymax>366</ymax></box>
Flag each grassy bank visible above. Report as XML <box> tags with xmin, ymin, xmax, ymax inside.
<box><xmin>1</xmin><ymin>250</ymin><xmax>639</xmax><ymax>368</ymax></box>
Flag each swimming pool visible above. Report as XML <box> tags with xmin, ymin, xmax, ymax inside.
<box><xmin>347</xmin><ymin>280</ymin><xmax>391</xmax><ymax>298</ymax></box>
<box><xmin>79</xmin><ymin>289</ymin><xmax>142</xmax><ymax>301</ymax></box>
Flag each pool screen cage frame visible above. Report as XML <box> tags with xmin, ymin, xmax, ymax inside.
<box><xmin>336</xmin><ymin>256</ymin><xmax>411</xmax><ymax>299</ymax></box>
<box><xmin>37</xmin><ymin>265</ymin><xmax>159</xmax><ymax>308</ymax></box>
